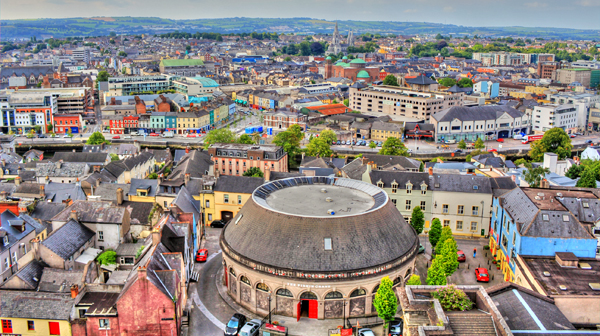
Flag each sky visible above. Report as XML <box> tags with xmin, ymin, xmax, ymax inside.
<box><xmin>2</xmin><ymin>0</ymin><xmax>600</xmax><ymax>30</ymax></box>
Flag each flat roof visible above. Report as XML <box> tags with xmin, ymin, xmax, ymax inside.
<box><xmin>523</xmin><ymin>256</ymin><xmax>600</xmax><ymax>296</ymax></box>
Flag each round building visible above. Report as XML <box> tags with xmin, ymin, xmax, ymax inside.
<box><xmin>220</xmin><ymin>176</ymin><xmax>418</xmax><ymax>320</ymax></box>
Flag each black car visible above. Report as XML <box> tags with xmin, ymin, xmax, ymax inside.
<box><xmin>210</xmin><ymin>219</ymin><xmax>227</xmax><ymax>228</ymax></box>
<box><xmin>224</xmin><ymin>313</ymin><xmax>246</xmax><ymax>336</ymax></box>
<box><xmin>453</xmin><ymin>149</ymin><xmax>463</xmax><ymax>154</ymax></box>
<box><xmin>389</xmin><ymin>317</ymin><xmax>404</xmax><ymax>336</ymax></box>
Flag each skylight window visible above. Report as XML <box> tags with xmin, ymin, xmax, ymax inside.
<box><xmin>324</xmin><ymin>238</ymin><xmax>332</xmax><ymax>250</ymax></box>
<box><xmin>542</xmin><ymin>214</ymin><xmax>549</xmax><ymax>221</ymax></box>
<box><xmin>562</xmin><ymin>215</ymin><xmax>569</xmax><ymax>222</ymax></box>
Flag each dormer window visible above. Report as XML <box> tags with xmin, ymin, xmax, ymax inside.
<box><xmin>377</xmin><ymin>180</ymin><xmax>384</xmax><ymax>188</ymax></box>
<box><xmin>3</xmin><ymin>236</ymin><xmax>8</xmax><ymax>246</ymax></box>
<box><xmin>406</xmin><ymin>182</ymin><xmax>413</xmax><ymax>194</ymax></box>
<box><xmin>391</xmin><ymin>181</ymin><xmax>398</xmax><ymax>194</ymax></box>
<box><xmin>421</xmin><ymin>183</ymin><xmax>427</xmax><ymax>195</ymax></box>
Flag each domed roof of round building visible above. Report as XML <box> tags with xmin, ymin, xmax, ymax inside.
<box><xmin>342</xmin><ymin>56</ymin><xmax>348</xmax><ymax>60</ymax></box>
<box><xmin>326</xmin><ymin>56</ymin><xmax>332</xmax><ymax>60</ymax></box>
<box><xmin>221</xmin><ymin>176</ymin><xmax>418</xmax><ymax>273</ymax></box>
<box><xmin>350</xmin><ymin>58</ymin><xmax>366</xmax><ymax>64</ymax></box>
<box><xmin>357</xmin><ymin>70</ymin><xmax>370</xmax><ymax>78</ymax></box>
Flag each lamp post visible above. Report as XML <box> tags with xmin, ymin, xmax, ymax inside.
<box><xmin>342</xmin><ymin>299</ymin><xmax>347</xmax><ymax>329</ymax></box>
<box><xmin>268</xmin><ymin>293</ymin><xmax>272</xmax><ymax>324</ymax></box>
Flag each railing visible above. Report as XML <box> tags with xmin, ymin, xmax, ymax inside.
<box><xmin>346</xmin><ymin>316</ymin><xmax>384</xmax><ymax>328</ymax></box>
<box><xmin>261</xmin><ymin>307</ymin><xmax>277</xmax><ymax>325</ymax></box>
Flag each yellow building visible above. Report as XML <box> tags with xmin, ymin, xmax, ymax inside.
<box><xmin>508</xmin><ymin>91</ymin><xmax>530</xmax><ymax>99</ymax></box>
<box><xmin>525</xmin><ymin>86</ymin><xmax>556</xmax><ymax>95</ymax></box>
<box><xmin>176</xmin><ymin>112</ymin><xmax>200</xmax><ymax>134</ymax></box>
<box><xmin>370</xmin><ymin>121</ymin><xmax>404</xmax><ymax>141</ymax></box>
<box><xmin>0</xmin><ymin>291</ymin><xmax>73</xmax><ymax>336</ymax></box>
<box><xmin>208</xmin><ymin>175</ymin><xmax>264</xmax><ymax>223</ymax></box>
<box><xmin>128</xmin><ymin>178</ymin><xmax>159</xmax><ymax>203</ymax></box>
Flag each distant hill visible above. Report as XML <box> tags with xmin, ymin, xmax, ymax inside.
<box><xmin>1</xmin><ymin>17</ymin><xmax>599</xmax><ymax>40</ymax></box>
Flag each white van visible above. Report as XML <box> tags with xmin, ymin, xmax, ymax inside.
<box><xmin>445</xmin><ymin>139</ymin><xmax>457</xmax><ymax>144</ymax></box>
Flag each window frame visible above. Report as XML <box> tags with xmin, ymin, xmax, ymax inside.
<box><xmin>472</xmin><ymin>206</ymin><xmax>479</xmax><ymax>216</ymax></box>
<box><xmin>442</xmin><ymin>204</ymin><xmax>449</xmax><ymax>214</ymax></box>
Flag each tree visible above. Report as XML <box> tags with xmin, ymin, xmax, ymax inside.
<box><xmin>306</xmin><ymin>131</ymin><xmax>334</xmax><ymax>157</ymax></box>
<box><xmin>529</xmin><ymin>128</ymin><xmax>573</xmax><ymax>161</ymax></box>
<box><xmin>373</xmin><ymin>276</ymin><xmax>398</xmax><ymax>330</ymax></box>
<box><xmin>343</xmin><ymin>98</ymin><xmax>349</xmax><ymax>107</ymax></box>
<box><xmin>97</xmin><ymin>250</ymin><xmax>116</xmax><ymax>266</ymax></box>
<box><xmin>379</xmin><ymin>137</ymin><xmax>408</xmax><ymax>156</ymax></box>
<box><xmin>273</xmin><ymin>124</ymin><xmax>304</xmax><ymax>167</ymax></box>
<box><xmin>47</xmin><ymin>124</ymin><xmax>53</xmax><ymax>132</ymax></box>
<box><xmin>118</xmin><ymin>51</ymin><xmax>128</xmax><ymax>57</ymax></box>
<box><xmin>457</xmin><ymin>78</ymin><xmax>473</xmax><ymax>88</ymax></box>
<box><xmin>310</xmin><ymin>42</ymin><xmax>324</xmax><ymax>55</ymax></box>
<box><xmin>514</xmin><ymin>158</ymin><xmax>528</xmax><ymax>166</ymax></box>
<box><xmin>426</xmin><ymin>256</ymin><xmax>447</xmax><ymax>286</ymax></box>
<box><xmin>429</xmin><ymin>218</ymin><xmax>442</xmax><ymax>248</ymax></box>
<box><xmin>436</xmin><ymin>226</ymin><xmax>453</xmax><ymax>252</ymax></box>
<box><xmin>110</xmin><ymin>154</ymin><xmax>120</xmax><ymax>162</ymax></box>
<box><xmin>432</xmin><ymin>285</ymin><xmax>474</xmax><ymax>311</ymax></box>
<box><xmin>148</xmin><ymin>173</ymin><xmax>158</xmax><ymax>179</ymax></box>
<box><xmin>565</xmin><ymin>164</ymin><xmax>584</xmax><ymax>179</ymax></box>
<box><xmin>465</xmin><ymin>154</ymin><xmax>472</xmax><ymax>162</ymax></box>
<box><xmin>243</xmin><ymin>167</ymin><xmax>264</xmax><ymax>178</ymax></box>
<box><xmin>237</xmin><ymin>134</ymin><xmax>254</xmax><ymax>144</ymax></box>
<box><xmin>383</xmin><ymin>74</ymin><xmax>399</xmax><ymax>86</ymax></box>
<box><xmin>406</xmin><ymin>274</ymin><xmax>421</xmax><ymax>286</ymax></box>
<box><xmin>33</xmin><ymin>125</ymin><xmax>41</xmax><ymax>134</ymax></box>
<box><xmin>439</xmin><ymin>238</ymin><xmax>459</xmax><ymax>276</ymax></box>
<box><xmin>474</xmin><ymin>138</ymin><xmax>485</xmax><ymax>150</ymax></box>
<box><xmin>523</xmin><ymin>164</ymin><xmax>550</xmax><ymax>188</ymax></box>
<box><xmin>369</xmin><ymin>141</ymin><xmax>377</xmax><ymax>149</ymax></box>
<box><xmin>576</xmin><ymin>167</ymin><xmax>597</xmax><ymax>188</ymax></box>
<box><xmin>204</xmin><ymin>128</ymin><xmax>237</xmax><ymax>147</ymax></box>
<box><xmin>319</xmin><ymin>129</ymin><xmax>337</xmax><ymax>145</ymax></box>
<box><xmin>438</xmin><ymin>78</ymin><xmax>457</xmax><ymax>87</ymax></box>
<box><xmin>410</xmin><ymin>206</ymin><xmax>425</xmax><ymax>235</ymax></box>
<box><xmin>284</xmin><ymin>56</ymin><xmax>292</xmax><ymax>62</ymax></box>
<box><xmin>458</xmin><ymin>139</ymin><xmax>466</xmax><ymax>149</ymax></box>
<box><xmin>97</xmin><ymin>70</ymin><xmax>109</xmax><ymax>83</ymax></box>
<box><xmin>86</xmin><ymin>131</ymin><xmax>108</xmax><ymax>145</ymax></box>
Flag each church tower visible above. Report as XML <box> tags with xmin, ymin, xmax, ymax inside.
<box><xmin>347</xmin><ymin>30</ymin><xmax>354</xmax><ymax>47</ymax></box>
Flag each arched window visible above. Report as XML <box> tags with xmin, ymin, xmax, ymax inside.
<box><xmin>372</xmin><ymin>285</ymin><xmax>379</xmax><ymax>294</ymax></box>
<box><xmin>405</xmin><ymin>269</ymin><xmax>412</xmax><ymax>278</ymax></box>
<box><xmin>240</xmin><ymin>275</ymin><xmax>251</xmax><ymax>285</ymax></box>
<box><xmin>300</xmin><ymin>291</ymin><xmax>318</xmax><ymax>300</ymax></box>
<box><xmin>325</xmin><ymin>291</ymin><xmax>343</xmax><ymax>300</ymax></box>
<box><xmin>256</xmin><ymin>283</ymin><xmax>270</xmax><ymax>292</ymax></box>
<box><xmin>229</xmin><ymin>268</ymin><xmax>236</xmax><ymax>277</ymax></box>
<box><xmin>393</xmin><ymin>277</ymin><xmax>402</xmax><ymax>286</ymax></box>
<box><xmin>276</xmin><ymin>288</ymin><xmax>293</xmax><ymax>297</ymax></box>
<box><xmin>350</xmin><ymin>288</ymin><xmax>366</xmax><ymax>297</ymax></box>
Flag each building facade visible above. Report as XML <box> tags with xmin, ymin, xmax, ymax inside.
<box><xmin>208</xmin><ymin>144</ymin><xmax>288</xmax><ymax>176</ymax></box>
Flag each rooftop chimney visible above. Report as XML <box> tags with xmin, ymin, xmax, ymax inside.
<box><xmin>138</xmin><ymin>266</ymin><xmax>147</xmax><ymax>280</ymax></box>
<box><xmin>152</xmin><ymin>227</ymin><xmax>161</xmax><ymax>246</ymax></box>
<box><xmin>14</xmin><ymin>176</ymin><xmax>20</xmax><ymax>186</ymax></box>
<box><xmin>184</xmin><ymin>173</ymin><xmax>190</xmax><ymax>185</ymax></box>
<box><xmin>264</xmin><ymin>167</ymin><xmax>271</xmax><ymax>181</ymax></box>
<box><xmin>69</xmin><ymin>210</ymin><xmax>78</xmax><ymax>222</ymax></box>
<box><xmin>70</xmin><ymin>284</ymin><xmax>79</xmax><ymax>299</ymax></box>
<box><xmin>428</xmin><ymin>167</ymin><xmax>433</xmax><ymax>175</ymax></box>
<box><xmin>116</xmin><ymin>187</ymin><xmax>124</xmax><ymax>205</ymax></box>
<box><xmin>185</xmin><ymin>146</ymin><xmax>190</xmax><ymax>154</ymax></box>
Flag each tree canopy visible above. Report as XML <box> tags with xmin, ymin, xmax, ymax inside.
<box><xmin>429</xmin><ymin>218</ymin><xmax>442</xmax><ymax>248</ymax></box>
<box><xmin>86</xmin><ymin>132</ymin><xmax>109</xmax><ymax>145</ymax></box>
<box><xmin>457</xmin><ymin>78</ymin><xmax>473</xmax><ymax>88</ymax></box>
<box><xmin>383</xmin><ymin>74</ymin><xmax>399</xmax><ymax>86</ymax></box>
<box><xmin>410</xmin><ymin>206</ymin><xmax>425</xmax><ymax>235</ymax></box>
<box><xmin>204</xmin><ymin>128</ymin><xmax>237</xmax><ymax>147</ymax></box>
<box><xmin>237</xmin><ymin>134</ymin><xmax>255</xmax><ymax>144</ymax></box>
<box><xmin>378</xmin><ymin>137</ymin><xmax>409</xmax><ymax>156</ymax></box>
<box><xmin>529</xmin><ymin>128</ymin><xmax>573</xmax><ymax>161</ymax></box>
<box><xmin>523</xmin><ymin>163</ymin><xmax>550</xmax><ymax>188</ymax></box>
<box><xmin>426</xmin><ymin>256</ymin><xmax>447</xmax><ymax>286</ymax></box>
<box><xmin>243</xmin><ymin>167</ymin><xmax>264</xmax><ymax>178</ymax></box>
<box><xmin>438</xmin><ymin>78</ymin><xmax>456</xmax><ymax>87</ymax></box>
<box><xmin>273</xmin><ymin>124</ymin><xmax>304</xmax><ymax>167</ymax></box>
<box><xmin>306</xmin><ymin>130</ymin><xmax>336</xmax><ymax>157</ymax></box>
<box><xmin>373</xmin><ymin>276</ymin><xmax>398</xmax><ymax>326</ymax></box>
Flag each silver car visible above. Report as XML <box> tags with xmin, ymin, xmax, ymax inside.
<box><xmin>239</xmin><ymin>319</ymin><xmax>262</xmax><ymax>336</ymax></box>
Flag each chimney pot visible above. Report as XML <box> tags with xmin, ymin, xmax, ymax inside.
<box><xmin>69</xmin><ymin>210</ymin><xmax>77</xmax><ymax>222</ymax></box>
<box><xmin>70</xmin><ymin>284</ymin><xmax>79</xmax><ymax>299</ymax></box>
<box><xmin>152</xmin><ymin>228</ymin><xmax>161</xmax><ymax>246</ymax></box>
<box><xmin>116</xmin><ymin>187</ymin><xmax>124</xmax><ymax>205</ymax></box>
<box><xmin>428</xmin><ymin>167</ymin><xmax>433</xmax><ymax>175</ymax></box>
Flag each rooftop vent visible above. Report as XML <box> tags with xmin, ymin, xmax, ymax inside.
<box><xmin>326</xmin><ymin>197</ymin><xmax>333</xmax><ymax>202</ymax></box>
<box><xmin>589</xmin><ymin>283</ymin><xmax>600</xmax><ymax>291</ymax></box>
<box><xmin>559</xmin><ymin>285</ymin><xmax>568</xmax><ymax>291</ymax></box>
<box><xmin>535</xmin><ymin>196</ymin><xmax>541</xmax><ymax>200</ymax></box>
<box><xmin>321</xmin><ymin>188</ymin><xmax>327</xmax><ymax>193</ymax></box>
<box><xmin>543</xmin><ymin>271</ymin><xmax>551</xmax><ymax>277</ymax></box>
<box><xmin>557</xmin><ymin>192</ymin><xmax>563</xmax><ymax>197</ymax></box>
<box><xmin>580</xmin><ymin>262</ymin><xmax>592</xmax><ymax>270</ymax></box>
<box><xmin>327</xmin><ymin>209</ymin><xmax>335</xmax><ymax>215</ymax></box>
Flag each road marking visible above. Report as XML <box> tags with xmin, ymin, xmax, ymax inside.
<box><xmin>194</xmin><ymin>295</ymin><xmax>226</xmax><ymax>331</ymax></box>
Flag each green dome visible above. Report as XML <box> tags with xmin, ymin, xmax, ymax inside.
<box><xmin>326</xmin><ymin>56</ymin><xmax>332</xmax><ymax>60</ymax></box>
<box><xmin>342</xmin><ymin>56</ymin><xmax>348</xmax><ymax>60</ymax></box>
<box><xmin>335</xmin><ymin>62</ymin><xmax>349</xmax><ymax>67</ymax></box>
<box><xmin>350</xmin><ymin>58</ymin><xmax>366</xmax><ymax>64</ymax></box>
<box><xmin>356</xmin><ymin>70</ymin><xmax>370</xmax><ymax>78</ymax></box>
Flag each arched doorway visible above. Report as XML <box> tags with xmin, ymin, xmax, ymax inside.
<box><xmin>221</xmin><ymin>211</ymin><xmax>234</xmax><ymax>223</ymax></box>
<box><xmin>349</xmin><ymin>288</ymin><xmax>367</xmax><ymax>317</ymax></box>
<box><xmin>299</xmin><ymin>291</ymin><xmax>318</xmax><ymax>320</ymax></box>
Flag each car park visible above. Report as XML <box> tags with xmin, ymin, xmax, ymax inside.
<box><xmin>196</xmin><ymin>248</ymin><xmax>208</xmax><ymax>262</ymax></box>
<box><xmin>239</xmin><ymin>319</ymin><xmax>262</xmax><ymax>336</ymax></box>
<box><xmin>475</xmin><ymin>267</ymin><xmax>489</xmax><ymax>282</ymax></box>
<box><xmin>225</xmin><ymin>314</ymin><xmax>247</xmax><ymax>336</ymax></box>
<box><xmin>457</xmin><ymin>250</ymin><xmax>466</xmax><ymax>262</ymax></box>
<box><xmin>210</xmin><ymin>219</ymin><xmax>227</xmax><ymax>228</ymax></box>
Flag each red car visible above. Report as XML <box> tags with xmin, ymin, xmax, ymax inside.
<box><xmin>496</xmin><ymin>138</ymin><xmax>504</xmax><ymax>142</ymax></box>
<box><xmin>149</xmin><ymin>133</ymin><xmax>160</xmax><ymax>137</ymax></box>
<box><xmin>457</xmin><ymin>250</ymin><xmax>466</xmax><ymax>262</ymax></box>
<box><xmin>488</xmin><ymin>148</ymin><xmax>497</xmax><ymax>152</ymax></box>
<box><xmin>186</xmin><ymin>134</ymin><xmax>197</xmax><ymax>138</ymax></box>
<box><xmin>112</xmin><ymin>135</ymin><xmax>120</xmax><ymax>139</ymax></box>
<box><xmin>196</xmin><ymin>249</ymin><xmax>208</xmax><ymax>262</ymax></box>
<box><xmin>475</xmin><ymin>268</ymin><xmax>489</xmax><ymax>282</ymax></box>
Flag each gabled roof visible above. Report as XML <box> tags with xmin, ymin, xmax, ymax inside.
<box><xmin>52</xmin><ymin>201</ymin><xmax>127</xmax><ymax>224</ymax></box>
<box><xmin>52</xmin><ymin>152</ymin><xmax>108</xmax><ymax>164</ymax></box>
<box><xmin>1</xmin><ymin>259</ymin><xmax>46</xmax><ymax>290</ymax></box>
<box><xmin>214</xmin><ymin>175</ymin><xmax>264</xmax><ymax>194</ymax></box>
<box><xmin>431</xmin><ymin>174</ymin><xmax>492</xmax><ymax>194</ymax></box>
<box><xmin>370</xmin><ymin>171</ymin><xmax>432</xmax><ymax>189</ymax></box>
<box><xmin>128</xmin><ymin>178</ymin><xmax>159</xmax><ymax>197</ymax></box>
<box><xmin>432</xmin><ymin>105</ymin><xmax>524</xmax><ymax>123</ymax></box>
<box><xmin>0</xmin><ymin>290</ymin><xmax>74</xmax><ymax>321</ymax></box>
<box><xmin>41</xmin><ymin>219</ymin><xmax>95</xmax><ymax>260</ymax></box>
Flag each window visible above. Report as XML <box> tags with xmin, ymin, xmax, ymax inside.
<box><xmin>406</xmin><ymin>183</ymin><xmax>412</xmax><ymax>194</ymax></box>
<box><xmin>207</xmin><ymin>214</ymin><xmax>213</xmax><ymax>221</ymax></box>
<box><xmin>501</xmin><ymin>234</ymin><xmax>508</xmax><ymax>249</ymax></box>
<box><xmin>458</xmin><ymin>205</ymin><xmax>464</xmax><ymax>215</ymax></box>
<box><xmin>471</xmin><ymin>222</ymin><xmax>478</xmax><ymax>231</ymax></box>
<box><xmin>240</xmin><ymin>275</ymin><xmax>251</xmax><ymax>285</ymax></box>
<box><xmin>205</xmin><ymin>200</ymin><xmax>210</xmax><ymax>208</ymax></box>
<box><xmin>421</xmin><ymin>184</ymin><xmax>427</xmax><ymax>195</ymax></box>
<box><xmin>405</xmin><ymin>200</ymin><xmax>411</xmax><ymax>210</ymax></box>
<box><xmin>456</xmin><ymin>221</ymin><xmax>463</xmax><ymax>230</ymax></box>
<box><xmin>472</xmin><ymin>206</ymin><xmax>479</xmax><ymax>216</ymax></box>
<box><xmin>391</xmin><ymin>182</ymin><xmax>398</xmax><ymax>194</ymax></box>
<box><xmin>98</xmin><ymin>231</ymin><xmax>104</xmax><ymax>241</ymax></box>
<box><xmin>28</xmin><ymin>320</ymin><xmax>35</xmax><ymax>331</ymax></box>
<box><xmin>512</xmin><ymin>232</ymin><xmax>516</xmax><ymax>245</ymax></box>
<box><xmin>419</xmin><ymin>201</ymin><xmax>426</xmax><ymax>210</ymax></box>
<box><xmin>224</xmin><ymin>194</ymin><xmax>229</xmax><ymax>203</ymax></box>
<box><xmin>99</xmin><ymin>319</ymin><xmax>110</xmax><ymax>329</ymax></box>
<box><xmin>350</xmin><ymin>288</ymin><xmax>366</xmax><ymax>297</ymax></box>
<box><xmin>121</xmin><ymin>257</ymin><xmax>134</xmax><ymax>264</ymax></box>
<box><xmin>4</xmin><ymin>258</ymin><xmax>9</xmax><ymax>270</ymax></box>
<box><xmin>11</xmin><ymin>252</ymin><xmax>17</xmax><ymax>264</ymax></box>
<box><xmin>542</xmin><ymin>214</ymin><xmax>549</xmax><ymax>221</ymax></box>
<box><xmin>442</xmin><ymin>204</ymin><xmax>449</xmax><ymax>214</ymax></box>
<box><xmin>325</xmin><ymin>291</ymin><xmax>343</xmax><ymax>299</ymax></box>
<box><xmin>324</xmin><ymin>238</ymin><xmax>332</xmax><ymax>250</ymax></box>
<box><xmin>49</xmin><ymin>321</ymin><xmax>60</xmax><ymax>335</ymax></box>
<box><xmin>2</xmin><ymin>320</ymin><xmax>12</xmax><ymax>333</ymax></box>
<box><xmin>391</xmin><ymin>199</ymin><xmax>397</xmax><ymax>205</ymax></box>
<box><xmin>377</xmin><ymin>181</ymin><xmax>384</xmax><ymax>188</ymax></box>
<box><xmin>443</xmin><ymin>220</ymin><xmax>450</xmax><ymax>227</ymax></box>
<box><xmin>277</xmin><ymin>288</ymin><xmax>293</xmax><ymax>297</ymax></box>
<box><xmin>78</xmin><ymin>308</ymin><xmax>87</xmax><ymax>318</ymax></box>
<box><xmin>256</xmin><ymin>283</ymin><xmax>270</xmax><ymax>292</ymax></box>
<box><xmin>238</xmin><ymin>195</ymin><xmax>242</xmax><ymax>205</ymax></box>
<box><xmin>563</xmin><ymin>214</ymin><xmax>569</xmax><ymax>222</ymax></box>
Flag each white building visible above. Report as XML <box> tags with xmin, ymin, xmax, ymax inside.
<box><xmin>581</xmin><ymin>146</ymin><xmax>600</xmax><ymax>161</ymax></box>
<box><xmin>547</xmin><ymin>92</ymin><xmax>600</xmax><ymax>129</ymax></box>
<box><xmin>532</xmin><ymin>104</ymin><xmax>578</xmax><ymax>134</ymax></box>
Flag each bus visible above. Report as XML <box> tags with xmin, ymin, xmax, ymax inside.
<box><xmin>521</xmin><ymin>133</ymin><xmax>544</xmax><ymax>144</ymax></box>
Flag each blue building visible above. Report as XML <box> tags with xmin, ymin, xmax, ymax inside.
<box><xmin>490</xmin><ymin>187</ymin><xmax>598</xmax><ymax>282</ymax></box>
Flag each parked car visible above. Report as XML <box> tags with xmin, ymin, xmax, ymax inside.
<box><xmin>445</xmin><ymin>139</ymin><xmax>457</xmax><ymax>144</ymax></box>
<box><xmin>570</xmin><ymin>134</ymin><xmax>577</xmax><ymax>138</ymax></box>
<box><xmin>453</xmin><ymin>149</ymin><xmax>463</xmax><ymax>154</ymax></box>
<box><xmin>225</xmin><ymin>313</ymin><xmax>247</xmax><ymax>336</ymax></box>
<box><xmin>475</xmin><ymin>267</ymin><xmax>489</xmax><ymax>282</ymax></box>
<box><xmin>239</xmin><ymin>319</ymin><xmax>262</xmax><ymax>336</ymax></box>
<box><xmin>38</xmin><ymin>134</ymin><xmax>46</xmax><ymax>138</ymax></box>
<box><xmin>196</xmin><ymin>248</ymin><xmax>208</xmax><ymax>262</ymax></box>
<box><xmin>63</xmin><ymin>134</ymin><xmax>70</xmax><ymax>138</ymax></box>
<box><xmin>112</xmin><ymin>136</ymin><xmax>120</xmax><ymax>139</ymax></box>
<box><xmin>457</xmin><ymin>250</ymin><xmax>466</xmax><ymax>262</ymax></box>
<box><xmin>210</xmin><ymin>219</ymin><xmax>227</xmax><ymax>228</ymax></box>
<box><xmin>187</xmin><ymin>133</ymin><xmax>197</xmax><ymax>137</ymax></box>
<box><xmin>124</xmin><ymin>135</ymin><xmax>132</xmax><ymax>139</ymax></box>
<box><xmin>149</xmin><ymin>133</ymin><xmax>160</xmax><ymax>136</ymax></box>
<box><xmin>585</xmin><ymin>139</ymin><xmax>593</xmax><ymax>144</ymax></box>
<box><xmin>130</xmin><ymin>131</ymin><xmax>138</xmax><ymax>135</ymax></box>
<box><xmin>488</xmin><ymin>148</ymin><xmax>497</xmax><ymax>152</ymax></box>
<box><xmin>496</xmin><ymin>138</ymin><xmax>504</xmax><ymax>142</ymax></box>
<box><xmin>336</xmin><ymin>140</ymin><xmax>341</xmax><ymax>145</ymax></box>
<box><xmin>389</xmin><ymin>318</ymin><xmax>404</xmax><ymax>336</ymax></box>
<box><xmin>418</xmin><ymin>244</ymin><xmax>425</xmax><ymax>254</ymax></box>
<box><xmin>357</xmin><ymin>328</ymin><xmax>376</xmax><ymax>336</ymax></box>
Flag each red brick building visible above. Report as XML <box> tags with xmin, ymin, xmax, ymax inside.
<box><xmin>208</xmin><ymin>143</ymin><xmax>288</xmax><ymax>176</ymax></box>
<box><xmin>324</xmin><ymin>58</ymin><xmax>380</xmax><ymax>82</ymax></box>
<box><xmin>263</xmin><ymin>109</ymin><xmax>307</xmax><ymax>130</ymax></box>
<box><xmin>54</xmin><ymin>114</ymin><xmax>83</xmax><ymax>134</ymax></box>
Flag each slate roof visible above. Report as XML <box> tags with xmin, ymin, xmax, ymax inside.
<box><xmin>222</xmin><ymin>195</ymin><xmax>418</xmax><ymax>272</ymax></box>
<box><xmin>36</xmin><ymin>162</ymin><xmax>88</xmax><ymax>177</ymax></box>
<box><xmin>431</xmin><ymin>105</ymin><xmax>524</xmax><ymax>123</ymax></box>
<box><xmin>370</xmin><ymin>171</ymin><xmax>432</xmax><ymax>189</ymax></box>
<box><xmin>52</xmin><ymin>152</ymin><xmax>108</xmax><ymax>164</ymax></box>
<box><xmin>268</xmin><ymin>171</ymin><xmax>304</xmax><ymax>181</ymax></box>
<box><xmin>53</xmin><ymin>200</ymin><xmax>126</xmax><ymax>224</ymax></box>
<box><xmin>431</xmin><ymin>174</ymin><xmax>492</xmax><ymax>194</ymax></box>
<box><xmin>20</xmin><ymin>214</ymin><xmax>47</xmax><ymax>235</ymax></box>
<box><xmin>341</xmin><ymin>158</ymin><xmax>368</xmax><ymax>180</ymax></box>
<box><xmin>405</xmin><ymin>74</ymin><xmax>437</xmax><ymax>85</ymax></box>
<box><xmin>121</xmin><ymin>201</ymin><xmax>154</xmax><ymax>226</ymax></box>
<box><xmin>30</xmin><ymin>202</ymin><xmax>66</xmax><ymax>227</ymax></box>
<box><xmin>148</xmin><ymin>149</ymin><xmax>172</xmax><ymax>163</ymax></box>
<box><xmin>94</xmin><ymin>183</ymin><xmax>130</xmax><ymax>203</ymax></box>
<box><xmin>41</xmin><ymin>219</ymin><xmax>95</xmax><ymax>260</ymax></box>
<box><xmin>167</xmin><ymin>150</ymin><xmax>213</xmax><ymax>183</ymax></box>
<box><xmin>214</xmin><ymin>175</ymin><xmax>265</xmax><ymax>194</ymax></box>
<box><xmin>116</xmin><ymin>242</ymin><xmax>145</xmax><ymax>256</ymax></box>
<box><xmin>171</xmin><ymin>186</ymin><xmax>201</xmax><ymax>218</ymax></box>
<box><xmin>38</xmin><ymin>268</ymin><xmax>84</xmax><ymax>293</ymax></box>
<box><xmin>0</xmin><ymin>290</ymin><xmax>74</xmax><ymax>320</ymax></box>
<box><xmin>489</xmin><ymin>177</ymin><xmax>518</xmax><ymax>197</ymax></box>
<box><xmin>78</xmin><ymin>292</ymin><xmax>119</xmax><ymax>316</ymax></box>
<box><xmin>1</xmin><ymin>259</ymin><xmax>46</xmax><ymax>290</ymax></box>
<box><xmin>0</xmin><ymin>210</ymin><xmax>35</xmax><ymax>254</ymax></box>
<box><xmin>45</xmin><ymin>182</ymin><xmax>86</xmax><ymax>203</ymax></box>
<box><xmin>128</xmin><ymin>178</ymin><xmax>159</xmax><ymax>197</ymax></box>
